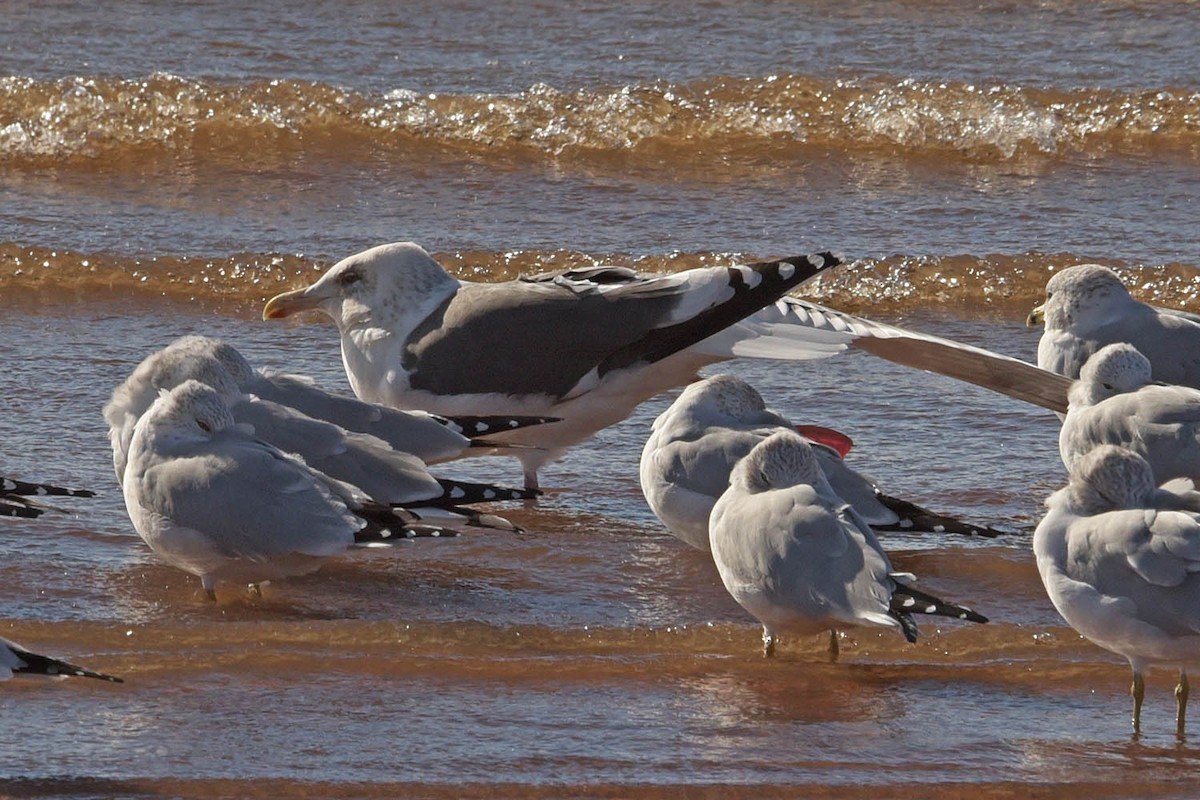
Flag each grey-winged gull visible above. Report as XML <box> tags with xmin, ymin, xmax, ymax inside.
<box><xmin>263</xmin><ymin>242</ymin><xmax>840</xmax><ymax>489</ymax></box>
<box><xmin>1027</xmin><ymin>263</ymin><xmax>1200</xmax><ymax>384</ymax></box>
<box><xmin>640</xmin><ymin>374</ymin><xmax>1004</xmax><ymax>551</ymax></box>
<box><xmin>262</xmin><ymin>243</ymin><xmax>1081</xmax><ymax>489</ymax></box>
<box><xmin>122</xmin><ymin>380</ymin><xmax>450</xmax><ymax>599</ymax></box>
<box><xmin>1</xmin><ymin>475</ymin><xmax>94</xmax><ymax>519</ymax></box>
<box><xmin>105</xmin><ymin>335</ymin><xmax>552</xmax><ymax>475</ymax></box>
<box><xmin>708</xmin><ymin>429</ymin><xmax>988</xmax><ymax>659</ymax></box>
<box><xmin>1</xmin><ymin>636</ymin><xmax>122</xmax><ymax>682</ymax></box>
<box><xmin>1034</xmin><ymin>444</ymin><xmax>1200</xmax><ymax>736</ymax></box>
<box><xmin>105</xmin><ymin>337</ymin><xmax>534</xmax><ymax>531</ymax></box>
<box><xmin>1060</xmin><ymin>343</ymin><xmax>1200</xmax><ymax>483</ymax></box>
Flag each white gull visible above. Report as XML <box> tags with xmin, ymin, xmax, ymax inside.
<box><xmin>1027</xmin><ymin>263</ymin><xmax>1200</xmax><ymax>383</ymax></box>
<box><xmin>640</xmin><ymin>374</ymin><xmax>1003</xmax><ymax>551</ymax></box>
<box><xmin>1034</xmin><ymin>444</ymin><xmax>1200</xmax><ymax>736</ymax></box>
<box><xmin>709</xmin><ymin>429</ymin><xmax>987</xmax><ymax>659</ymax></box>
<box><xmin>122</xmin><ymin>380</ymin><xmax>442</xmax><ymax>599</ymax></box>
<box><xmin>105</xmin><ymin>337</ymin><xmax>533</xmax><ymax>531</ymax></box>
<box><xmin>1060</xmin><ymin>342</ymin><xmax>1200</xmax><ymax>483</ymax></box>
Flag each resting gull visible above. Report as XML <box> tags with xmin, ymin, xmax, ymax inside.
<box><xmin>1034</xmin><ymin>444</ymin><xmax>1200</xmax><ymax>736</ymax></box>
<box><xmin>105</xmin><ymin>335</ymin><xmax>553</xmax><ymax>474</ymax></box>
<box><xmin>263</xmin><ymin>242</ymin><xmax>840</xmax><ymax>489</ymax></box>
<box><xmin>708</xmin><ymin>429</ymin><xmax>988</xmax><ymax>659</ymax></box>
<box><xmin>1027</xmin><ymin>263</ymin><xmax>1200</xmax><ymax>384</ymax></box>
<box><xmin>1</xmin><ymin>475</ymin><xmax>94</xmax><ymax>519</ymax></box>
<box><xmin>122</xmin><ymin>380</ymin><xmax>450</xmax><ymax>599</ymax></box>
<box><xmin>640</xmin><ymin>374</ymin><xmax>1004</xmax><ymax>551</ymax></box>
<box><xmin>1060</xmin><ymin>343</ymin><xmax>1200</xmax><ymax>484</ymax></box>
<box><xmin>1</xmin><ymin>636</ymin><xmax>122</xmax><ymax>682</ymax></box>
<box><xmin>105</xmin><ymin>337</ymin><xmax>534</xmax><ymax>531</ymax></box>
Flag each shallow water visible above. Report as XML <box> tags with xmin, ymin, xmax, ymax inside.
<box><xmin>4</xmin><ymin>1</ymin><xmax>1200</xmax><ymax>797</ymax></box>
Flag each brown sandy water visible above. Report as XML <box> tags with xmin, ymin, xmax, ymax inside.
<box><xmin>4</xmin><ymin>0</ymin><xmax>1200</xmax><ymax>795</ymax></box>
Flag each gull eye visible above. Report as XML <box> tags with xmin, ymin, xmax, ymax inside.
<box><xmin>759</xmin><ymin>470</ymin><xmax>771</xmax><ymax>486</ymax></box>
<box><xmin>196</xmin><ymin>418</ymin><xmax>212</xmax><ymax>433</ymax></box>
<box><xmin>1102</xmin><ymin>382</ymin><xmax>1114</xmax><ymax>391</ymax></box>
<box><xmin>338</xmin><ymin>269</ymin><xmax>363</xmax><ymax>287</ymax></box>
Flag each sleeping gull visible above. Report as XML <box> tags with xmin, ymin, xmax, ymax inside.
<box><xmin>263</xmin><ymin>242</ymin><xmax>840</xmax><ymax>489</ymax></box>
<box><xmin>1060</xmin><ymin>343</ymin><xmax>1200</xmax><ymax>483</ymax></box>
<box><xmin>1027</xmin><ymin>263</ymin><xmax>1200</xmax><ymax>384</ymax></box>
<box><xmin>1034</xmin><ymin>444</ymin><xmax>1200</xmax><ymax>736</ymax></box>
<box><xmin>105</xmin><ymin>335</ymin><xmax>553</xmax><ymax>474</ymax></box>
<box><xmin>122</xmin><ymin>380</ymin><xmax>450</xmax><ymax>599</ymax></box>
<box><xmin>1</xmin><ymin>636</ymin><xmax>122</xmax><ymax>682</ymax></box>
<box><xmin>640</xmin><ymin>374</ymin><xmax>1004</xmax><ymax>551</ymax></box>
<box><xmin>1</xmin><ymin>475</ymin><xmax>94</xmax><ymax>519</ymax></box>
<box><xmin>105</xmin><ymin>337</ymin><xmax>534</xmax><ymax>531</ymax></box>
<box><xmin>708</xmin><ymin>429</ymin><xmax>988</xmax><ymax>659</ymax></box>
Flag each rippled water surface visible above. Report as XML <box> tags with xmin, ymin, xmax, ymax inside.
<box><xmin>4</xmin><ymin>1</ymin><xmax>1200</xmax><ymax>797</ymax></box>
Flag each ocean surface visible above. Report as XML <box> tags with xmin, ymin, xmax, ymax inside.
<box><xmin>3</xmin><ymin>1</ymin><xmax>1200</xmax><ymax>797</ymax></box>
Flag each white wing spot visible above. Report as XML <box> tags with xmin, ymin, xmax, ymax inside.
<box><xmin>902</xmin><ymin>597</ymin><xmax>916</xmax><ymax>608</ymax></box>
<box><xmin>475</xmin><ymin>422</ymin><xmax>490</xmax><ymax>432</ymax></box>
<box><xmin>778</xmin><ymin>262</ymin><xmax>795</xmax><ymax>280</ymax></box>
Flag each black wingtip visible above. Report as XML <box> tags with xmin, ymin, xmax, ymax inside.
<box><xmin>1</xmin><ymin>477</ymin><xmax>96</xmax><ymax>498</ymax></box>
<box><xmin>433</xmin><ymin>478</ymin><xmax>540</xmax><ymax>505</ymax></box>
<box><xmin>874</xmin><ymin>493</ymin><xmax>1006</xmax><ymax>538</ymax></box>
<box><xmin>1</xmin><ymin>499</ymin><xmax>44</xmax><ymax>518</ymax></box>
<box><xmin>602</xmin><ymin>250</ymin><xmax>842</xmax><ymax>374</ymax></box>
<box><xmin>12</xmin><ymin>648</ymin><xmax>124</xmax><ymax>683</ymax></box>
<box><xmin>891</xmin><ymin>611</ymin><xmax>920</xmax><ymax>643</ymax></box>
<box><xmin>441</xmin><ymin>415</ymin><xmax>563</xmax><ymax>436</ymax></box>
<box><xmin>891</xmin><ymin>584</ymin><xmax>989</xmax><ymax>625</ymax></box>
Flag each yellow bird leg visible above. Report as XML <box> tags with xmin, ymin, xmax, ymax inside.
<box><xmin>1131</xmin><ymin>671</ymin><xmax>1145</xmax><ymax>736</ymax></box>
<box><xmin>1176</xmin><ymin>670</ymin><xmax>1189</xmax><ymax>738</ymax></box>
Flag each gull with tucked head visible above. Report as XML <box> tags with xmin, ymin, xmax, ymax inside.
<box><xmin>106</xmin><ymin>336</ymin><xmax>534</xmax><ymax>530</ymax></box>
<box><xmin>708</xmin><ymin>429</ymin><xmax>987</xmax><ymax>659</ymax></box>
<box><xmin>640</xmin><ymin>374</ymin><xmax>1003</xmax><ymax>551</ymax></box>
<box><xmin>121</xmin><ymin>380</ymin><xmax>435</xmax><ymax>599</ymax></box>
<box><xmin>1027</xmin><ymin>263</ymin><xmax>1200</xmax><ymax>385</ymax></box>
<box><xmin>1034</xmin><ymin>444</ymin><xmax>1200</xmax><ymax>736</ymax></box>
<box><xmin>1060</xmin><ymin>343</ymin><xmax>1200</xmax><ymax>484</ymax></box>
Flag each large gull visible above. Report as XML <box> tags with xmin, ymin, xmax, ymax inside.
<box><xmin>1060</xmin><ymin>343</ymin><xmax>1200</xmax><ymax>483</ymax></box>
<box><xmin>263</xmin><ymin>243</ymin><xmax>1076</xmax><ymax>489</ymax></box>
<box><xmin>263</xmin><ymin>242</ymin><xmax>840</xmax><ymax>489</ymax></box>
<box><xmin>640</xmin><ymin>374</ymin><xmax>1003</xmax><ymax>551</ymax></box>
<box><xmin>1027</xmin><ymin>263</ymin><xmax>1200</xmax><ymax>384</ymax></box>
<box><xmin>1</xmin><ymin>636</ymin><xmax>122</xmax><ymax>682</ymax></box>
<box><xmin>1</xmin><ymin>475</ymin><xmax>94</xmax><ymax>519</ymax></box>
<box><xmin>122</xmin><ymin>380</ymin><xmax>448</xmax><ymax>599</ymax></box>
<box><xmin>708</xmin><ymin>429</ymin><xmax>988</xmax><ymax>659</ymax></box>
<box><xmin>1034</xmin><ymin>444</ymin><xmax>1200</xmax><ymax>736</ymax></box>
<box><xmin>105</xmin><ymin>337</ymin><xmax>534</xmax><ymax>531</ymax></box>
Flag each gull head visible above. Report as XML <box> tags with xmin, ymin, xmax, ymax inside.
<box><xmin>141</xmin><ymin>379</ymin><xmax>238</xmax><ymax>443</ymax></box>
<box><xmin>677</xmin><ymin>374</ymin><xmax>792</xmax><ymax>429</ymax></box>
<box><xmin>1027</xmin><ymin>264</ymin><xmax>1133</xmax><ymax>333</ymax></box>
<box><xmin>730</xmin><ymin>429</ymin><xmax>820</xmax><ymax>494</ymax></box>
<box><xmin>1068</xmin><ymin>444</ymin><xmax>1156</xmax><ymax>514</ymax></box>
<box><xmin>107</xmin><ymin>336</ymin><xmax>243</xmax><ymax>425</ymax></box>
<box><xmin>1074</xmin><ymin>342</ymin><xmax>1153</xmax><ymax>406</ymax></box>
<box><xmin>262</xmin><ymin>242</ymin><xmax>458</xmax><ymax>331</ymax></box>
